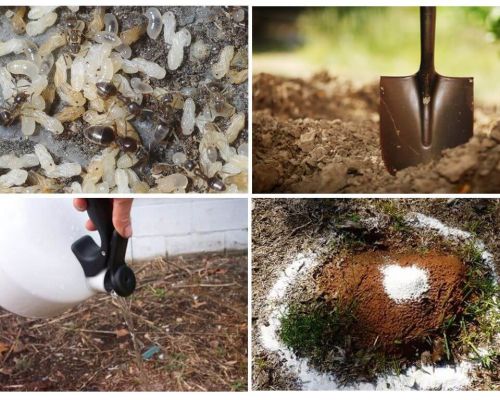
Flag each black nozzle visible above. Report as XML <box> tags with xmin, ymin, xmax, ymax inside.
<box><xmin>104</xmin><ymin>264</ymin><xmax>136</xmax><ymax>297</ymax></box>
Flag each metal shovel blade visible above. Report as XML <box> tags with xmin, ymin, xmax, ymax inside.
<box><xmin>379</xmin><ymin>7</ymin><xmax>473</xmax><ymax>174</ymax></box>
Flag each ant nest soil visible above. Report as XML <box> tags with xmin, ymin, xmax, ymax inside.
<box><xmin>0</xmin><ymin>6</ymin><xmax>248</xmax><ymax>193</ymax></box>
<box><xmin>317</xmin><ymin>251</ymin><xmax>466</xmax><ymax>357</ymax></box>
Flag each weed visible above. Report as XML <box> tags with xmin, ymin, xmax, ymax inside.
<box><xmin>375</xmin><ymin>200</ymin><xmax>408</xmax><ymax>231</ymax></box>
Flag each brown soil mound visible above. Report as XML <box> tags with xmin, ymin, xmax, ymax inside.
<box><xmin>253</xmin><ymin>72</ymin><xmax>500</xmax><ymax>194</ymax></box>
<box><xmin>318</xmin><ymin>251</ymin><xmax>466</xmax><ymax>356</ymax></box>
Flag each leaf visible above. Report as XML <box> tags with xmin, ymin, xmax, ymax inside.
<box><xmin>115</xmin><ymin>328</ymin><xmax>129</xmax><ymax>338</ymax></box>
<box><xmin>0</xmin><ymin>342</ymin><xmax>10</xmax><ymax>354</ymax></box>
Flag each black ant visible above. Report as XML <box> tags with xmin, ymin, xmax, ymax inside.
<box><xmin>0</xmin><ymin>92</ymin><xmax>30</xmax><ymax>127</ymax></box>
<box><xmin>183</xmin><ymin>159</ymin><xmax>226</xmax><ymax>192</ymax></box>
<box><xmin>62</xmin><ymin>14</ymin><xmax>86</xmax><ymax>55</ymax></box>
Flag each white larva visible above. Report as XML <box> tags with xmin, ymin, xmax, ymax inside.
<box><xmin>130</xmin><ymin>57</ymin><xmax>166</xmax><ymax>79</ymax></box>
<box><xmin>0</xmin><ymin>153</ymin><xmax>39</xmax><ymax>169</ymax></box>
<box><xmin>145</xmin><ymin>7</ymin><xmax>162</xmax><ymax>40</ymax></box>
<box><xmin>162</xmin><ymin>11</ymin><xmax>176</xmax><ymax>45</ymax></box>
<box><xmin>30</xmin><ymin>109</ymin><xmax>64</xmax><ymax>134</ymax></box>
<box><xmin>167</xmin><ymin>29</ymin><xmax>191</xmax><ymax>70</ymax></box>
<box><xmin>0</xmin><ymin>38</ymin><xmax>28</xmax><ymax>57</ymax></box>
<box><xmin>225</xmin><ymin>112</ymin><xmax>245</xmax><ymax>143</ymax></box>
<box><xmin>0</xmin><ymin>67</ymin><xmax>16</xmax><ymax>100</ymax></box>
<box><xmin>0</xmin><ymin>169</ymin><xmax>28</xmax><ymax>188</ymax></box>
<box><xmin>212</xmin><ymin>45</ymin><xmax>234</xmax><ymax>79</ymax></box>
<box><xmin>70</xmin><ymin>56</ymin><xmax>86</xmax><ymax>91</ymax></box>
<box><xmin>27</xmin><ymin>6</ymin><xmax>58</xmax><ymax>20</ymax></box>
<box><xmin>130</xmin><ymin>77</ymin><xmax>153</xmax><ymax>94</ymax></box>
<box><xmin>181</xmin><ymin>98</ymin><xmax>196</xmax><ymax>136</ymax></box>
<box><xmin>26</xmin><ymin>12</ymin><xmax>58</xmax><ymax>36</ymax></box>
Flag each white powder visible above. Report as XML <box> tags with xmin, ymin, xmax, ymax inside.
<box><xmin>381</xmin><ymin>264</ymin><xmax>430</xmax><ymax>303</ymax></box>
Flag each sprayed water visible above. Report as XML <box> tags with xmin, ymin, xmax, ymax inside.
<box><xmin>111</xmin><ymin>291</ymin><xmax>149</xmax><ymax>388</ymax></box>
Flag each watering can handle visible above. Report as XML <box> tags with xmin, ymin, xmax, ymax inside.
<box><xmin>86</xmin><ymin>199</ymin><xmax>114</xmax><ymax>257</ymax></box>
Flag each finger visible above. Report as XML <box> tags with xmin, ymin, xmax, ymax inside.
<box><xmin>85</xmin><ymin>219</ymin><xmax>96</xmax><ymax>231</ymax></box>
<box><xmin>73</xmin><ymin>198</ymin><xmax>87</xmax><ymax>211</ymax></box>
<box><xmin>112</xmin><ymin>199</ymin><xmax>133</xmax><ymax>238</ymax></box>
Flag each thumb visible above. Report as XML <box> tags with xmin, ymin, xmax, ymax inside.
<box><xmin>112</xmin><ymin>199</ymin><xmax>133</xmax><ymax>238</ymax></box>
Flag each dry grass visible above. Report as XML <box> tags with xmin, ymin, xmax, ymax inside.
<box><xmin>0</xmin><ymin>253</ymin><xmax>247</xmax><ymax>391</ymax></box>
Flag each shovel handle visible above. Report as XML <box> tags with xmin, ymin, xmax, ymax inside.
<box><xmin>419</xmin><ymin>6</ymin><xmax>436</xmax><ymax>78</ymax></box>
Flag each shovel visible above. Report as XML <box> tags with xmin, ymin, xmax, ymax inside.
<box><xmin>380</xmin><ymin>6</ymin><xmax>473</xmax><ymax>174</ymax></box>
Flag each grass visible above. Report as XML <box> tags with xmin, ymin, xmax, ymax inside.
<box><xmin>439</xmin><ymin>240</ymin><xmax>500</xmax><ymax>373</ymax></box>
<box><xmin>375</xmin><ymin>200</ymin><xmax>409</xmax><ymax>231</ymax></box>
<box><xmin>254</xmin><ymin>7</ymin><xmax>500</xmax><ymax>103</ymax></box>
<box><xmin>279</xmin><ymin>301</ymin><xmax>357</xmax><ymax>358</ymax></box>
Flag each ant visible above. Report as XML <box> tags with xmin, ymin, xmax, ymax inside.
<box><xmin>183</xmin><ymin>159</ymin><xmax>226</xmax><ymax>192</ymax></box>
<box><xmin>0</xmin><ymin>92</ymin><xmax>30</xmax><ymax>127</ymax></box>
<box><xmin>62</xmin><ymin>15</ymin><xmax>86</xmax><ymax>55</ymax></box>
<box><xmin>95</xmin><ymin>81</ymin><xmax>143</xmax><ymax>119</ymax></box>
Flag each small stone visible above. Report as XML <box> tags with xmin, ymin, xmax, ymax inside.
<box><xmin>299</xmin><ymin>131</ymin><xmax>316</xmax><ymax>152</ymax></box>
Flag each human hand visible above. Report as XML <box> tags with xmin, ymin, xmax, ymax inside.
<box><xmin>73</xmin><ymin>198</ymin><xmax>134</xmax><ymax>238</ymax></box>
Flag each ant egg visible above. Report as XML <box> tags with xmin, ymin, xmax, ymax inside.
<box><xmin>162</xmin><ymin>11</ymin><xmax>176</xmax><ymax>45</ymax></box>
<box><xmin>237</xmin><ymin>143</ymin><xmax>248</xmax><ymax>156</ymax></box>
<box><xmin>131</xmin><ymin>78</ymin><xmax>153</xmax><ymax>94</ymax></box>
<box><xmin>207</xmin><ymin>147</ymin><xmax>218</xmax><ymax>163</ymax></box>
<box><xmin>115</xmin><ymin>43</ymin><xmax>132</xmax><ymax>59</ymax></box>
<box><xmin>212</xmin><ymin>45</ymin><xmax>234</xmax><ymax>79</ymax></box>
<box><xmin>84</xmin><ymin>125</ymin><xmax>116</xmax><ymax>145</ymax></box>
<box><xmin>0</xmin><ymin>169</ymin><xmax>28</xmax><ymax>188</ymax></box>
<box><xmin>145</xmin><ymin>7</ymin><xmax>163</xmax><ymax>40</ymax></box>
<box><xmin>190</xmin><ymin>40</ymin><xmax>209</xmax><ymax>61</ymax></box>
<box><xmin>181</xmin><ymin>98</ymin><xmax>195</xmax><ymax>136</ymax></box>
<box><xmin>38</xmin><ymin>33</ymin><xmax>66</xmax><ymax>57</ymax></box>
<box><xmin>7</xmin><ymin>60</ymin><xmax>39</xmax><ymax>81</ymax></box>
<box><xmin>172</xmin><ymin>152</ymin><xmax>187</xmax><ymax>165</ymax></box>
<box><xmin>104</xmin><ymin>13</ymin><xmax>119</xmax><ymax>34</ymax></box>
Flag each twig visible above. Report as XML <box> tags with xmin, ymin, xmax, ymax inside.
<box><xmin>171</xmin><ymin>282</ymin><xmax>239</xmax><ymax>288</ymax></box>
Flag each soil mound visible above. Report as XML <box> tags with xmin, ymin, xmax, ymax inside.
<box><xmin>318</xmin><ymin>251</ymin><xmax>466</xmax><ymax>356</ymax></box>
<box><xmin>253</xmin><ymin>72</ymin><xmax>500</xmax><ymax>194</ymax></box>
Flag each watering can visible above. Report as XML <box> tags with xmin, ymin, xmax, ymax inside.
<box><xmin>0</xmin><ymin>198</ymin><xmax>136</xmax><ymax>318</ymax></box>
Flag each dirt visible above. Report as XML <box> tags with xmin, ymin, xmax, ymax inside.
<box><xmin>318</xmin><ymin>251</ymin><xmax>466</xmax><ymax>355</ymax></box>
<box><xmin>252</xmin><ymin>72</ymin><xmax>500</xmax><ymax>193</ymax></box>
<box><xmin>0</xmin><ymin>253</ymin><xmax>247</xmax><ymax>391</ymax></box>
<box><xmin>251</xmin><ymin>199</ymin><xmax>500</xmax><ymax>390</ymax></box>
<box><xmin>0</xmin><ymin>6</ymin><xmax>248</xmax><ymax>193</ymax></box>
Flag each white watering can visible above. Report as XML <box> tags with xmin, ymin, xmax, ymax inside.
<box><xmin>0</xmin><ymin>198</ymin><xmax>136</xmax><ymax>318</ymax></box>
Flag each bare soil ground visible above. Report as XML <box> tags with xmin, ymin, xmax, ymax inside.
<box><xmin>252</xmin><ymin>199</ymin><xmax>500</xmax><ymax>390</ymax></box>
<box><xmin>252</xmin><ymin>73</ymin><xmax>500</xmax><ymax>193</ymax></box>
<box><xmin>0</xmin><ymin>253</ymin><xmax>247</xmax><ymax>391</ymax></box>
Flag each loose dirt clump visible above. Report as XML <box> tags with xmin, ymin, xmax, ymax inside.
<box><xmin>252</xmin><ymin>72</ymin><xmax>500</xmax><ymax>193</ymax></box>
<box><xmin>318</xmin><ymin>251</ymin><xmax>466</xmax><ymax>356</ymax></box>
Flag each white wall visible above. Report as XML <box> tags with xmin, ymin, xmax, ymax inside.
<box><xmin>128</xmin><ymin>199</ymin><xmax>248</xmax><ymax>261</ymax></box>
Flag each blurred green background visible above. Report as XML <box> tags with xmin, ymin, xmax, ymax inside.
<box><xmin>253</xmin><ymin>7</ymin><xmax>500</xmax><ymax>104</ymax></box>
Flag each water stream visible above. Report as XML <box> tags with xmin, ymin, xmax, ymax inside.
<box><xmin>111</xmin><ymin>292</ymin><xmax>149</xmax><ymax>388</ymax></box>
